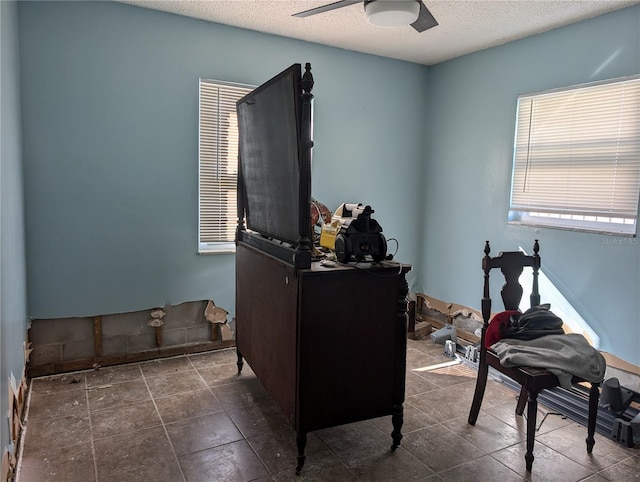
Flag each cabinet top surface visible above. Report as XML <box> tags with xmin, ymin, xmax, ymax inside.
<box><xmin>237</xmin><ymin>240</ymin><xmax>411</xmax><ymax>275</ymax></box>
<box><xmin>308</xmin><ymin>259</ymin><xmax>411</xmax><ymax>274</ymax></box>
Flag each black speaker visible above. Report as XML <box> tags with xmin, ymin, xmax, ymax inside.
<box><xmin>333</xmin><ymin>205</ymin><xmax>387</xmax><ymax>263</ymax></box>
<box><xmin>335</xmin><ymin>234</ymin><xmax>352</xmax><ymax>264</ymax></box>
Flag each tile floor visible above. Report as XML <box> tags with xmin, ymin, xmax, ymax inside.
<box><xmin>16</xmin><ymin>339</ymin><xmax>640</xmax><ymax>481</ymax></box>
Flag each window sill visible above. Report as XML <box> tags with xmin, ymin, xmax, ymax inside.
<box><xmin>198</xmin><ymin>242</ymin><xmax>236</xmax><ymax>254</ymax></box>
<box><xmin>508</xmin><ymin>220</ymin><xmax>638</xmax><ymax>238</ymax></box>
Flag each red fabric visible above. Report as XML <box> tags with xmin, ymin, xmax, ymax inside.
<box><xmin>485</xmin><ymin>310</ymin><xmax>521</xmax><ymax>349</ymax></box>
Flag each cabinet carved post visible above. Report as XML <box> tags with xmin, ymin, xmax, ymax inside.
<box><xmin>295</xmin><ymin>63</ymin><xmax>314</xmax><ymax>264</ymax></box>
<box><xmin>391</xmin><ymin>272</ymin><xmax>409</xmax><ymax>449</ymax></box>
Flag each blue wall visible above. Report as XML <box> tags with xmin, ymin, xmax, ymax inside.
<box><xmin>18</xmin><ymin>1</ymin><xmax>427</xmax><ymax>319</ymax></box>
<box><xmin>420</xmin><ymin>6</ymin><xmax>640</xmax><ymax>365</ymax></box>
<box><xmin>1</xmin><ymin>0</ymin><xmax>29</xmax><ymax>460</ymax></box>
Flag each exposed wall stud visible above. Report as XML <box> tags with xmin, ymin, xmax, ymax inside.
<box><xmin>205</xmin><ymin>300</ymin><xmax>230</xmax><ymax>341</ymax></box>
<box><xmin>148</xmin><ymin>308</ymin><xmax>166</xmax><ymax>347</ymax></box>
<box><xmin>93</xmin><ymin>316</ymin><xmax>102</xmax><ymax>356</ymax></box>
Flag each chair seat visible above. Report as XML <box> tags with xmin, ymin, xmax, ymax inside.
<box><xmin>486</xmin><ymin>349</ymin><xmax>588</xmax><ymax>391</ymax></box>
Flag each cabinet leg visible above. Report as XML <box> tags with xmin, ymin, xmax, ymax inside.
<box><xmin>391</xmin><ymin>404</ymin><xmax>404</xmax><ymax>450</ymax></box>
<box><xmin>295</xmin><ymin>432</ymin><xmax>307</xmax><ymax>475</ymax></box>
<box><xmin>236</xmin><ymin>349</ymin><xmax>244</xmax><ymax>375</ymax></box>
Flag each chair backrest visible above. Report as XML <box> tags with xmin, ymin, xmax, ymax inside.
<box><xmin>481</xmin><ymin>240</ymin><xmax>541</xmax><ymax>327</ymax></box>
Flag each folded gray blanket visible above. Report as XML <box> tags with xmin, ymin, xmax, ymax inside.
<box><xmin>491</xmin><ymin>333</ymin><xmax>606</xmax><ymax>389</ymax></box>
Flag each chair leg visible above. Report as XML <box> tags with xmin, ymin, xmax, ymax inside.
<box><xmin>515</xmin><ymin>386</ymin><xmax>528</xmax><ymax>416</ymax></box>
<box><xmin>586</xmin><ymin>382</ymin><xmax>600</xmax><ymax>453</ymax></box>
<box><xmin>468</xmin><ymin>362</ymin><xmax>488</xmax><ymax>425</ymax></box>
<box><xmin>525</xmin><ymin>391</ymin><xmax>538</xmax><ymax>472</ymax></box>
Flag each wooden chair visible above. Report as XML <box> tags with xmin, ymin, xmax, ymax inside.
<box><xmin>467</xmin><ymin>240</ymin><xmax>600</xmax><ymax>472</ymax></box>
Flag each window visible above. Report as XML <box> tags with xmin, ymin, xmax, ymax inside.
<box><xmin>198</xmin><ymin>79</ymin><xmax>254</xmax><ymax>253</ymax></box>
<box><xmin>509</xmin><ymin>75</ymin><xmax>640</xmax><ymax>236</ymax></box>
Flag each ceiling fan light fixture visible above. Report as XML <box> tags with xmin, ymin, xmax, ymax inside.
<box><xmin>365</xmin><ymin>1</ymin><xmax>420</xmax><ymax>28</ymax></box>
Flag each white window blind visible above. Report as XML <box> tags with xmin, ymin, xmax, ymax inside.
<box><xmin>198</xmin><ymin>79</ymin><xmax>254</xmax><ymax>253</ymax></box>
<box><xmin>509</xmin><ymin>75</ymin><xmax>640</xmax><ymax>235</ymax></box>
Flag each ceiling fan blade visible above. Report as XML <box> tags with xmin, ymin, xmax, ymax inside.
<box><xmin>411</xmin><ymin>1</ymin><xmax>438</xmax><ymax>32</ymax></box>
<box><xmin>293</xmin><ymin>1</ymin><xmax>361</xmax><ymax>18</ymax></box>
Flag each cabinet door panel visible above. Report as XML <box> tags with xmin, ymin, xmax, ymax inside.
<box><xmin>236</xmin><ymin>244</ymin><xmax>298</xmax><ymax>423</ymax></box>
<box><xmin>297</xmin><ymin>269</ymin><xmax>403</xmax><ymax>433</ymax></box>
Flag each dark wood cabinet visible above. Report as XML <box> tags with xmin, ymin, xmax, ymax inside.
<box><xmin>236</xmin><ymin>241</ymin><xmax>410</xmax><ymax>473</ymax></box>
<box><xmin>234</xmin><ymin>62</ymin><xmax>410</xmax><ymax>474</ymax></box>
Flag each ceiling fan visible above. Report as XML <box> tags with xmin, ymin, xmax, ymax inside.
<box><xmin>292</xmin><ymin>0</ymin><xmax>438</xmax><ymax>33</ymax></box>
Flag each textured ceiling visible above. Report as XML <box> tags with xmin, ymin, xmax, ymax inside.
<box><xmin>121</xmin><ymin>0</ymin><xmax>639</xmax><ymax>65</ymax></box>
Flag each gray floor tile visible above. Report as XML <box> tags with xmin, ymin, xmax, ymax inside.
<box><xmin>16</xmin><ymin>344</ymin><xmax>638</xmax><ymax>482</ymax></box>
